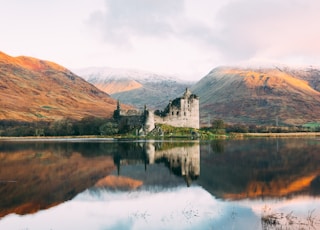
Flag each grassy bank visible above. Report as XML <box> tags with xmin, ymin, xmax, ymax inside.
<box><xmin>243</xmin><ymin>132</ymin><xmax>320</xmax><ymax>138</ymax></box>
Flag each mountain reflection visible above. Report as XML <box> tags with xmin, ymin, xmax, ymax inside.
<box><xmin>0</xmin><ymin>138</ymin><xmax>320</xmax><ymax>220</ymax></box>
<box><xmin>0</xmin><ymin>141</ymin><xmax>116</xmax><ymax>218</ymax></box>
<box><xmin>199</xmin><ymin>138</ymin><xmax>320</xmax><ymax>199</ymax></box>
<box><xmin>0</xmin><ymin>140</ymin><xmax>200</xmax><ymax>218</ymax></box>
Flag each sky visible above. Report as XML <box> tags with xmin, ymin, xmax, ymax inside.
<box><xmin>1</xmin><ymin>186</ymin><xmax>319</xmax><ymax>229</ymax></box>
<box><xmin>1</xmin><ymin>0</ymin><xmax>320</xmax><ymax>80</ymax></box>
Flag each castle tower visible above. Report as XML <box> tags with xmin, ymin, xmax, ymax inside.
<box><xmin>183</xmin><ymin>88</ymin><xmax>192</xmax><ymax>98</ymax></box>
<box><xmin>144</xmin><ymin>106</ymin><xmax>155</xmax><ymax>133</ymax></box>
<box><xmin>154</xmin><ymin>88</ymin><xmax>200</xmax><ymax>129</ymax></box>
<box><xmin>180</xmin><ymin>88</ymin><xmax>199</xmax><ymax>129</ymax></box>
<box><xmin>117</xmin><ymin>100</ymin><xmax>121</xmax><ymax>111</ymax></box>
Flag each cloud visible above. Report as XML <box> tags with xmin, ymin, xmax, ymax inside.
<box><xmin>85</xmin><ymin>0</ymin><xmax>224</xmax><ymax>78</ymax></box>
<box><xmin>88</xmin><ymin>0</ymin><xmax>185</xmax><ymax>46</ymax></box>
<box><xmin>214</xmin><ymin>0</ymin><xmax>320</xmax><ymax>63</ymax></box>
<box><xmin>88</xmin><ymin>0</ymin><xmax>222</xmax><ymax>51</ymax></box>
<box><xmin>85</xmin><ymin>0</ymin><xmax>320</xmax><ymax>77</ymax></box>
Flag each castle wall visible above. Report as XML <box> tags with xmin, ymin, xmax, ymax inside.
<box><xmin>116</xmin><ymin>108</ymin><xmax>155</xmax><ymax>134</ymax></box>
<box><xmin>118</xmin><ymin>115</ymin><xmax>144</xmax><ymax>130</ymax></box>
<box><xmin>114</xmin><ymin>88</ymin><xmax>199</xmax><ymax>133</ymax></box>
<box><xmin>119</xmin><ymin>110</ymin><xmax>144</xmax><ymax>116</ymax></box>
<box><xmin>154</xmin><ymin>93</ymin><xmax>200</xmax><ymax>129</ymax></box>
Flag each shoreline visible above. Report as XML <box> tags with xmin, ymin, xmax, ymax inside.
<box><xmin>243</xmin><ymin>132</ymin><xmax>320</xmax><ymax>137</ymax></box>
<box><xmin>0</xmin><ymin>136</ymin><xmax>115</xmax><ymax>142</ymax></box>
<box><xmin>0</xmin><ymin>132</ymin><xmax>320</xmax><ymax>141</ymax></box>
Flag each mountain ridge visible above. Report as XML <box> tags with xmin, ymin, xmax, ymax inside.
<box><xmin>2</xmin><ymin>50</ymin><xmax>320</xmax><ymax>127</ymax></box>
<box><xmin>192</xmin><ymin>66</ymin><xmax>320</xmax><ymax>126</ymax></box>
<box><xmin>0</xmin><ymin>52</ymin><xmax>128</xmax><ymax>122</ymax></box>
<box><xmin>75</xmin><ymin>67</ymin><xmax>193</xmax><ymax>109</ymax></box>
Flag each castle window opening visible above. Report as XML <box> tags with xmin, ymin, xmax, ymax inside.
<box><xmin>177</xmin><ymin>111</ymin><xmax>179</xmax><ymax>116</ymax></box>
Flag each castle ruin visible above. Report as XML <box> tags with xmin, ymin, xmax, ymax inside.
<box><xmin>113</xmin><ymin>88</ymin><xmax>199</xmax><ymax>134</ymax></box>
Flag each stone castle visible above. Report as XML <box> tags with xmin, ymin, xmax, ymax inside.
<box><xmin>113</xmin><ymin>88</ymin><xmax>199</xmax><ymax>134</ymax></box>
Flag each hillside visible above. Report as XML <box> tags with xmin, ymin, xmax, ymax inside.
<box><xmin>192</xmin><ymin>66</ymin><xmax>320</xmax><ymax>126</ymax></box>
<box><xmin>0</xmin><ymin>52</ymin><xmax>123</xmax><ymax>122</ymax></box>
<box><xmin>74</xmin><ymin>67</ymin><xmax>193</xmax><ymax>109</ymax></box>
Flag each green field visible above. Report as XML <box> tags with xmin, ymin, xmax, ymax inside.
<box><xmin>302</xmin><ymin>122</ymin><xmax>320</xmax><ymax>131</ymax></box>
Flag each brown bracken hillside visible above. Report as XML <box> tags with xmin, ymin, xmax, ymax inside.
<box><xmin>192</xmin><ymin>66</ymin><xmax>320</xmax><ymax>126</ymax></box>
<box><xmin>0</xmin><ymin>51</ymin><xmax>123</xmax><ymax>121</ymax></box>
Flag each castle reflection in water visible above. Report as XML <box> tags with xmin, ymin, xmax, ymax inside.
<box><xmin>113</xmin><ymin>141</ymin><xmax>200</xmax><ymax>186</ymax></box>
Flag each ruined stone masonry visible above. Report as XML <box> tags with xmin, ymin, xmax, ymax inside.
<box><xmin>114</xmin><ymin>88</ymin><xmax>199</xmax><ymax>134</ymax></box>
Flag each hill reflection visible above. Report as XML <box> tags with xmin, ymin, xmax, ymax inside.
<box><xmin>0</xmin><ymin>140</ymin><xmax>200</xmax><ymax>217</ymax></box>
<box><xmin>0</xmin><ymin>138</ymin><xmax>320</xmax><ymax>219</ymax></box>
<box><xmin>0</xmin><ymin>141</ymin><xmax>116</xmax><ymax>217</ymax></box>
<box><xmin>199</xmin><ymin>138</ymin><xmax>320</xmax><ymax>199</ymax></box>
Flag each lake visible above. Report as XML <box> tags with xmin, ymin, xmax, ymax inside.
<box><xmin>0</xmin><ymin>138</ymin><xmax>320</xmax><ymax>229</ymax></box>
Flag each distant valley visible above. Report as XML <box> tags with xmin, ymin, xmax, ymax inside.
<box><xmin>74</xmin><ymin>67</ymin><xmax>193</xmax><ymax>110</ymax></box>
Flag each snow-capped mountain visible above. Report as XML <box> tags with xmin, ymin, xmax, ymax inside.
<box><xmin>75</xmin><ymin>67</ymin><xmax>187</xmax><ymax>84</ymax></box>
<box><xmin>74</xmin><ymin>67</ymin><xmax>194</xmax><ymax>109</ymax></box>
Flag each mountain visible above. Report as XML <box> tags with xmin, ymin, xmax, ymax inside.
<box><xmin>74</xmin><ymin>67</ymin><xmax>193</xmax><ymax>109</ymax></box>
<box><xmin>73</xmin><ymin>67</ymin><xmax>144</xmax><ymax>94</ymax></box>
<box><xmin>0</xmin><ymin>52</ymin><xmax>124</xmax><ymax>122</ymax></box>
<box><xmin>192</xmin><ymin>66</ymin><xmax>320</xmax><ymax>126</ymax></box>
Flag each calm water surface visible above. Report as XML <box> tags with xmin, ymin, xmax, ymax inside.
<box><xmin>0</xmin><ymin>138</ymin><xmax>320</xmax><ymax>229</ymax></box>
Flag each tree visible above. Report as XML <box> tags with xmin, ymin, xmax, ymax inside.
<box><xmin>99</xmin><ymin>122</ymin><xmax>118</xmax><ymax>135</ymax></box>
<box><xmin>76</xmin><ymin>116</ymin><xmax>105</xmax><ymax>135</ymax></box>
<box><xmin>212</xmin><ymin>119</ymin><xmax>225</xmax><ymax>129</ymax></box>
<box><xmin>212</xmin><ymin>119</ymin><xmax>225</xmax><ymax>134</ymax></box>
<box><xmin>49</xmin><ymin>119</ymin><xmax>75</xmax><ymax>136</ymax></box>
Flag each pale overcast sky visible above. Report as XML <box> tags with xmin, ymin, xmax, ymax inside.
<box><xmin>1</xmin><ymin>0</ymin><xmax>320</xmax><ymax>80</ymax></box>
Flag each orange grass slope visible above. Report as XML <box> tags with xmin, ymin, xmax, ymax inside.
<box><xmin>93</xmin><ymin>79</ymin><xmax>142</xmax><ymax>94</ymax></box>
<box><xmin>0</xmin><ymin>51</ymin><xmax>124</xmax><ymax>121</ymax></box>
<box><xmin>192</xmin><ymin>66</ymin><xmax>320</xmax><ymax>125</ymax></box>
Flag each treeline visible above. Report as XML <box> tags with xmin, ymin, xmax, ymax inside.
<box><xmin>0</xmin><ymin>117</ymin><xmax>119</xmax><ymax>137</ymax></box>
<box><xmin>207</xmin><ymin>119</ymin><xmax>320</xmax><ymax>134</ymax></box>
<box><xmin>2</xmin><ymin>117</ymin><xmax>319</xmax><ymax>137</ymax></box>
